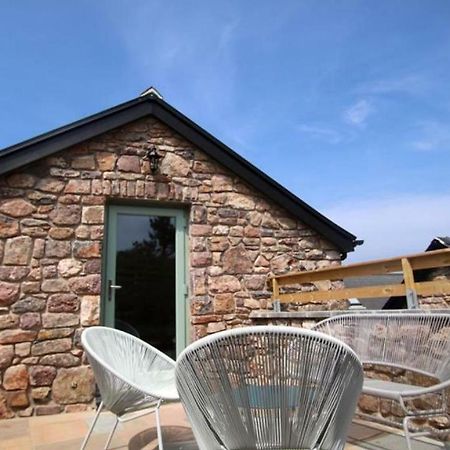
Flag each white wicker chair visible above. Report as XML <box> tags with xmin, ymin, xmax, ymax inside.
<box><xmin>81</xmin><ymin>326</ymin><xmax>178</xmax><ymax>450</ymax></box>
<box><xmin>313</xmin><ymin>312</ymin><xmax>450</xmax><ymax>450</ymax></box>
<box><xmin>176</xmin><ymin>325</ymin><xmax>363</xmax><ymax>450</ymax></box>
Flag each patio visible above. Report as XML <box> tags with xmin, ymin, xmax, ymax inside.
<box><xmin>0</xmin><ymin>402</ymin><xmax>446</xmax><ymax>450</ymax></box>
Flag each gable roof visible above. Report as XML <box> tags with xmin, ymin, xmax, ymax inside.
<box><xmin>0</xmin><ymin>91</ymin><xmax>361</xmax><ymax>254</ymax></box>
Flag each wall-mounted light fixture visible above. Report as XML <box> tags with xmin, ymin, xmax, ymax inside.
<box><xmin>144</xmin><ymin>146</ymin><xmax>162</xmax><ymax>173</ymax></box>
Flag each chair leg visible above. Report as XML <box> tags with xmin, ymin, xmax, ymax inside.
<box><xmin>155</xmin><ymin>403</ymin><xmax>164</xmax><ymax>450</ymax></box>
<box><xmin>104</xmin><ymin>416</ymin><xmax>118</xmax><ymax>450</ymax></box>
<box><xmin>403</xmin><ymin>416</ymin><xmax>413</xmax><ymax>450</ymax></box>
<box><xmin>80</xmin><ymin>401</ymin><xmax>104</xmax><ymax>450</ymax></box>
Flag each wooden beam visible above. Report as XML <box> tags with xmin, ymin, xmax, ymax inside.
<box><xmin>401</xmin><ymin>258</ymin><xmax>415</xmax><ymax>291</ymax></box>
<box><xmin>409</xmin><ymin>250</ymin><xmax>450</xmax><ymax>272</ymax></box>
<box><xmin>276</xmin><ymin>284</ymin><xmax>407</xmax><ymax>303</ymax></box>
<box><xmin>271</xmin><ymin>249</ymin><xmax>450</xmax><ymax>286</ymax></box>
<box><xmin>402</xmin><ymin>257</ymin><xmax>418</xmax><ymax>308</ymax></box>
<box><xmin>272</xmin><ymin>278</ymin><xmax>280</xmax><ymax>300</ymax></box>
<box><xmin>275</xmin><ymin>280</ymin><xmax>450</xmax><ymax>304</ymax></box>
<box><xmin>417</xmin><ymin>280</ymin><xmax>450</xmax><ymax>297</ymax></box>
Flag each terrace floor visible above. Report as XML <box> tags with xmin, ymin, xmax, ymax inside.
<box><xmin>0</xmin><ymin>402</ymin><xmax>447</xmax><ymax>450</ymax></box>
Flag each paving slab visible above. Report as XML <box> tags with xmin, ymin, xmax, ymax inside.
<box><xmin>0</xmin><ymin>402</ymin><xmax>447</xmax><ymax>449</ymax></box>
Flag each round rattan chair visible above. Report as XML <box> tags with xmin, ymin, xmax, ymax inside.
<box><xmin>81</xmin><ymin>326</ymin><xmax>178</xmax><ymax>450</ymax></box>
<box><xmin>176</xmin><ymin>325</ymin><xmax>363</xmax><ymax>450</ymax></box>
<box><xmin>313</xmin><ymin>312</ymin><xmax>450</xmax><ymax>450</ymax></box>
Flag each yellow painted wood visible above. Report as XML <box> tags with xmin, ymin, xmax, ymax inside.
<box><xmin>401</xmin><ymin>258</ymin><xmax>415</xmax><ymax>292</ymax></box>
<box><xmin>272</xmin><ymin>278</ymin><xmax>280</xmax><ymax>300</ymax></box>
<box><xmin>271</xmin><ymin>249</ymin><xmax>450</xmax><ymax>286</ymax></box>
<box><xmin>276</xmin><ymin>281</ymin><xmax>450</xmax><ymax>304</ymax></box>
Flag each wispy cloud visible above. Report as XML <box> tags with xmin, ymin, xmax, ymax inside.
<box><xmin>100</xmin><ymin>3</ymin><xmax>274</xmax><ymax>153</ymax></box>
<box><xmin>343</xmin><ymin>99</ymin><xmax>373</xmax><ymax>126</ymax></box>
<box><xmin>412</xmin><ymin>121</ymin><xmax>450</xmax><ymax>152</ymax></box>
<box><xmin>218</xmin><ymin>19</ymin><xmax>240</xmax><ymax>53</ymax></box>
<box><xmin>324</xmin><ymin>193</ymin><xmax>450</xmax><ymax>262</ymax></box>
<box><xmin>356</xmin><ymin>74</ymin><xmax>428</xmax><ymax>96</ymax></box>
<box><xmin>103</xmin><ymin>2</ymin><xmax>241</xmax><ymax>109</ymax></box>
<box><xmin>297</xmin><ymin>124</ymin><xmax>343</xmax><ymax>144</ymax></box>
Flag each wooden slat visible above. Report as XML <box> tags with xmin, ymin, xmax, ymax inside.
<box><xmin>416</xmin><ymin>280</ymin><xmax>450</xmax><ymax>297</ymax></box>
<box><xmin>276</xmin><ymin>284</ymin><xmax>407</xmax><ymax>303</ymax></box>
<box><xmin>409</xmin><ymin>250</ymin><xmax>450</xmax><ymax>272</ymax></box>
<box><xmin>275</xmin><ymin>280</ymin><xmax>450</xmax><ymax>304</ymax></box>
<box><xmin>272</xmin><ymin>249</ymin><xmax>450</xmax><ymax>286</ymax></box>
<box><xmin>272</xmin><ymin>278</ymin><xmax>280</xmax><ymax>300</ymax></box>
<box><xmin>401</xmin><ymin>258</ymin><xmax>415</xmax><ymax>291</ymax></box>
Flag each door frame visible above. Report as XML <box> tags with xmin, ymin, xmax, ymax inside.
<box><xmin>102</xmin><ymin>204</ymin><xmax>189</xmax><ymax>356</ymax></box>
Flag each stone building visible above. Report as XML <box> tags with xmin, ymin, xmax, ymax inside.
<box><xmin>0</xmin><ymin>88</ymin><xmax>359</xmax><ymax>417</ymax></box>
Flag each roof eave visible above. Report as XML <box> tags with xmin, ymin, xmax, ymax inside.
<box><xmin>0</xmin><ymin>96</ymin><xmax>153</xmax><ymax>175</ymax></box>
<box><xmin>0</xmin><ymin>94</ymin><xmax>359</xmax><ymax>253</ymax></box>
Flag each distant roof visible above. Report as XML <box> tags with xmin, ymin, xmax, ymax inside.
<box><xmin>0</xmin><ymin>90</ymin><xmax>360</xmax><ymax>254</ymax></box>
<box><xmin>426</xmin><ymin>236</ymin><xmax>450</xmax><ymax>251</ymax></box>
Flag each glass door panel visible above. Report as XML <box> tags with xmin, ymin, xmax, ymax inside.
<box><xmin>104</xmin><ymin>205</ymin><xmax>187</xmax><ymax>358</ymax></box>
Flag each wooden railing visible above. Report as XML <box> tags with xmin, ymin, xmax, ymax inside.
<box><xmin>270</xmin><ymin>249</ymin><xmax>450</xmax><ymax>309</ymax></box>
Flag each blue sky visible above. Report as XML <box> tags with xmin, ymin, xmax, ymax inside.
<box><xmin>1</xmin><ymin>1</ymin><xmax>450</xmax><ymax>261</ymax></box>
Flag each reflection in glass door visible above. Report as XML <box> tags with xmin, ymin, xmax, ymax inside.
<box><xmin>103</xmin><ymin>205</ymin><xmax>187</xmax><ymax>358</ymax></box>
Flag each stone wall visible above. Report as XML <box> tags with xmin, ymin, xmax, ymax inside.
<box><xmin>0</xmin><ymin>116</ymin><xmax>342</xmax><ymax>417</ymax></box>
<box><xmin>420</xmin><ymin>267</ymin><xmax>450</xmax><ymax>309</ymax></box>
<box><xmin>358</xmin><ymin>368</ymin><xmax>450</xmax><ymax>437</ymax></box>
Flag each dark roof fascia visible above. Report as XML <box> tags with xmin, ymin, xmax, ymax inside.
<box><xmin>0</xmin><ymin>94</ymin><xmax>358</xmax><ymax>252</ymax></box>
<box><xmin>152</xmin><ymin>99</ymin><xmax>357</xmax><ymax>252</ymax></box>
<box><xmin>0</xmin><ymin>96</ymin><xmax>153</xmax><ymax>175</ymax></box>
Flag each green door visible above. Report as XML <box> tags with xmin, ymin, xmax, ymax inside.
<box><xmin>103</xmin><ymin>205</ymin><xmax>188</xmax><ymax>358</ymax></box>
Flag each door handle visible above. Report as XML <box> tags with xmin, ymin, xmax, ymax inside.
<box><xmin>108</xmin><ymin>280</ymin><xmax>122</xmax><ymax>302</ymax></box>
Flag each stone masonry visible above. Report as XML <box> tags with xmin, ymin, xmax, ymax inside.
<box><xmin>0</xmin><ymin>116</ymin><xmax>343</xmax><ymax>417</ymax></box>
<box><xmin>420</xmin><ymin>267</ymin><xmax>450</xmax><ymax>309</ymax></box>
